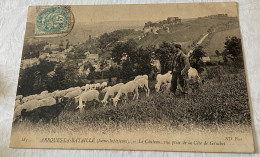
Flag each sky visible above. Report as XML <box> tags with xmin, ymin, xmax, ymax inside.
<box><xmin>27</xmin><ymin>2</ymin><xmax>238</xmax><ymax>23</ymax></box>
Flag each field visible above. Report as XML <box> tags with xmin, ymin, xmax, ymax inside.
<box><xmin>138</xmin><ymin>16</ymin><xmax>239</xmax><ymax>49</ymax></box>
<box><xmin>201</xmin><ymin>28</ymin><xmax>241</xmax><ymax>63</ymax></box>
<box><xmin>12</xmin><ymin>65</ymin><xmax>252</xmax><ymax>135</ymax></box>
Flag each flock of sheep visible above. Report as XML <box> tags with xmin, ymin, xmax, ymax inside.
<box><xmin>13</xmin><ymin>67</ymin><xmax>201</xmax><ymax>124</ymax></box>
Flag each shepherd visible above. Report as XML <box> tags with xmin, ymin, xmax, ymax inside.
<box><xmin>170</xmin><ymin>44</ymin><xmax>191</xmax><ymax>94</ymax></box>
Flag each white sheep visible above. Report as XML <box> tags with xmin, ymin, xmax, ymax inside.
<box><xmin>81</xmin><ymin>86</ymin><xmax>85</xmax><ymax>91</ymax></box>
<box><xmin>22</xmin><ymin>93</ymin><xmax>49</xmax><ymax>103</ymax></box>
<box><xmin>85</xmin><ymin>84</ymin><xmax>91</xmax><ymax>91</ymax></box>
<box><xmin>14</xmin><ymin>99</ymin><xmax>21</xmax><ymax>109</ymax></box>
<box><xmin>95</xmin><ymin>83</ymin><xmax>101</xmax><ymax>89</ymax></box>
<box><xmin>100</xmin><ymin>82</ymin><xmax>108</xmax><ymax>88</ymax></box>
<box><xmin>75</xmin><ymin>95</ymin><xmax>80</xmax><ymax>103</ymax></box>
<box><xmin>87</xmin><ymin>84</ymin><xmax>96</xmax><ymax>90</ymax></box>
<box><xmin>22</xmin><ymin>94</ymin><xmax>39</xmax><ymax>103</ymax></box>
<box><xmin>34</xmin><ymin>93</ymin><xmax>53</xmax><ymax>100</ymax></box>
<box><xmin>155</xmin><ymin>71</ymin><xmax>172</xmax><ymax>92</ymax></box>
<box><xmin>112</xmin><ymin>81</ymin><xmax>139</xmax><ymax>107</ymax></box>
<box><xmin>134</xmin><ymin>76</ymin><xmax>150</xmax><ymax>96</ymax></box>
<box><xmin>13</xmin><ymin>97</ymin><xmax>56</xmax><ymax>121</ymax></box>
<box><xmin>134</xmin><ymin>74</ymin><xmax>148</xmax><ymax>81</ymax></box>
<box><xmin>76</xmin><ymin>90</ymin><xmax>100</xmax><ymax>112</ymax></box>
<box><xmin>25</xmin><ymin>97</ymin><xmax>56</xmax><ymax>110</ymax></box>
<box><xmin>101</xmin><ymin>83</ymin><xmax>123</xmax><ymax>106</ymax></box>
<box><xmin>188</xmin><ymin>67</ymin><xmax>201</xmax><ymax>84</ymax></box>
<box><xmin>38</xmin><ymin>97</ymin><xmax>56</xmax><ymax>107</ymax></box>
<box><xmin>64</xmin><ymin>89</ymin><xmax>82</xmax><ymax>99</ymax></box>
<box><xmin>157</xmin><ymin>68</ymin><xmax>201</xmax><ymax>93</ymax></box>
<box><xmin>13</xmin><ymin>99</ymin><xmax>38</xmax><ymax>121</ymax></box>
<box><xmin>91</xmin><ymin>84</ymin><xmax>96</xmax><ymax>90</ymax></box>
<box><xmin>16</xmin><ymin>95</ymin><xmax>23</xmax><ymax>100</ymax></box>
<box><xmin>101</xmin><ymin>86</ymin><xmax>111</xmax><ymax>93</ymax></box>
<box><xmin>66</xmin><ymin>87</ymin><xmax>77</xmax><ymax>93</ymax></box>
<box><xmin>53</xmin><ymin>89</ymin><xmax>69</xmax><ymax>98</ymax></box>
<box><xmin>40</xmin><ymin>90</ymin><xmax>48</xmax><ymax>95</ymax></box>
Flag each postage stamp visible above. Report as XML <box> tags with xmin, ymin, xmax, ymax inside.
<box><xmin>35</xmin><ymin>6</ymin><xmax>73</xmax><ymax>36</ymax></box>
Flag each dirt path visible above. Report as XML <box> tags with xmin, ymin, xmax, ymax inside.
<box><xmin>188</xmin><ymin>33</ymin><xmax>209</xmax><ymax>56</ymax></box>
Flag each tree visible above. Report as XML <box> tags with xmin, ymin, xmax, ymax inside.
<box><xmin>17</xmin><ymin>60</ymin><xmax>55</xmax><ymax>96</ymax></box>
<box><xmin>111</xmin><ymin>39</ymin><xmax>138</xmax><ymax>81</ymax></box>
<box><xmin>49</xmin><ymin>60</ymin><xmax>80</xmax><ymax>90</ymax></box>
<box><xmin>111</xmin><ymin>42</ymin><xmax>125</xmax><ymax>65</ymax></box>
<box><xmin>189</xmin><ymin>45</ymin><xmax>207</xmax><ymax>70</ymax></box>
<box><xmin>190</xmin><ymin>46</ymin><xmax>206</xmax><ymax>62</ymax></box>
<box><xmin>224</xmin><ymin>36</ymin><xmax>242</xmax><ymax>61</ymax></box>
<box><xmin>98</xmin><ymin>29</ymin><xmax>135</xmax><ymax>49</ymax></box>
<box><xmin>83</xmin><ymin>61</ymin><xmax>96</xmax><ymax>83</ymax></box>
<box><xmin>99</xmin><ymin>59</ymin><xmax>108</xmax><ymax>79</ymax></box>
<box><xmin>108</xmin><ymin>66</ymin><xmax>114</xmax><ymax>85</ymax></box>
<box><xmin>155</xmin><ymin>41</ymin><xmax>176</xmax><ymax>74</ymax></box>
<box><xmin>144</xmin><ymin>21</ymin><xmax>153</xmax><ymax>28</ymax></box>
<box><xmin>132</xmin><ymin>48</ymin><xmax>152</xmax><ymax>76</ymax></box>
<box><xmin>121</xmin><ymin>59</ymin><xmax>134</xmax><ymax>80</ymax></box>
<box><xmin>22</xmin><ymin>41</ymin><xmax>48</xmax><ymax>59</ymax></box>
<box><xmin>111</xmin><ymin>39</ymin><xmax>152</xmax><ymax>81</ymax></box>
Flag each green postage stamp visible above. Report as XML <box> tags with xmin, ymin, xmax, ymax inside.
<box><xmin>35</xmin><ymin>6</ymin><xmax>73</xmax><ymax>36</ymax></box>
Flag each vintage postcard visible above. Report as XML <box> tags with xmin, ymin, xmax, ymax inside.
<box><xmin>10</xmin><ymin>3</ymin><xmax>255</xmax><ymax>153</ymax></box>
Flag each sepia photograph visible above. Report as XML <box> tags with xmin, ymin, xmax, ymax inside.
<box><xmin>9</xmin><ymin>3</ymin><xmax>255</xmax><ymax>153</ymax></box>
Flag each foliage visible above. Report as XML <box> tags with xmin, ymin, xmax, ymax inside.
<box><xmin>111</xmin><ymin>42</ymin><xmax>126</xmax><ymax>65</ymax></box>
<box><xmin>49</xmin><ymin>61</ymin><xmax>80</xmax><ymax>91</ymax></box>
<box><xmin>224</xmin><ymin>36</ymin><xmax>242</xmax><ymax>59</ymax></box>
<box><xmin>99</xmin><ymin>59</ymin><xmax>109</xmax><ymax>79</ymax></box>
<box><xmin>17</xmin><ymin>60</ymin><xmax>55</xmax><ymax>96</ymax></box>
<box><xmin>223</xmin><ymin>36</ymin><xmax>243</xmax><ymax>67</ymax></box>
<box><xmin>84</xmin><ymin>62</ymin><xmax>96</xmax><ymax>83</ymax></box>
<box><xmin>155</xmin><ymin>41</ymin><xmax>176</xmax><ymax>74</ymax></box>
<box><xmin>112</xmin><ymin>39</ymin><xmax>152</xmax><ymax>80</ymax></box>
<box><xmin>132</xmin><ymin>48</ymin><xmax>152</xmax><ymax>76</ymax></box>
<box><xmin>98</xmin><ymin>29</ymin><xmax>135</xmax><ymax>49</ymax></box>
<box><xmin>22</xmin><ymin>41</ymin><xmax>48</xmax><ymax>59</ymax></box>
<box><xmin>121</xmin><ymin>59</ymin><xmax>134</xmax><ymax>80</ymax></box>
<box><xmin>189</xmin><ymin>45</ymin><xmax>207</xmax><ymax>70</ymax></box>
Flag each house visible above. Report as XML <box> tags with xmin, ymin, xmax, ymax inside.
<box><xmin>82</xmin><ymin>53</ymin><xmax>99</xmax><ymax>65</ymax></box>
<box><xmin>167</xmin><ymin>17</ymin><xmax>182</xmax><ymax>24</ymax></box>
<box><xmin>87</xmin><ymin>54</ymin><xmax>99</xmax><ymax>61</ymax></box>
<box><xmin>201</xmin><ymin>56</ymin><xmax>211</xmax><ymax>63</ymax></box>
<box><xmin>43</xmin><ymin>44</ymin><xmax>59</xmax><ymax>50</ymax></box>
<box><xmin>47</xmin><ymin>53</ymin><xmax>66</xmax><ymax>62</ymax></box>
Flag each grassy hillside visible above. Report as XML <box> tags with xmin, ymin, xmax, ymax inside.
<box><xmin>138</xmin><ymin>16</ymin><xmax>240</xmax><ymax>51</ymax></box>
<box><xmin>14</xmin><ymin>65</ymin><xmax>251</xmax><ymax>133</ymax></box>
<box><xmin>202</xmin><ymin>28</ymin><xmax>241</xmax><ymax>59</ymax></box>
